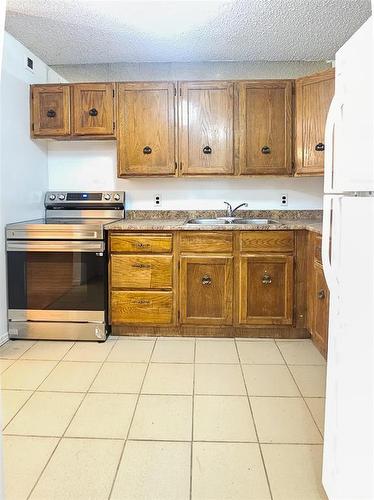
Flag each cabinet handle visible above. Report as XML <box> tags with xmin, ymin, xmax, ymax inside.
<box><xmin>132</xmin><ymin>263</ymin><xmax>151</xmax><ymax>269</ymax></box>
<box><xmin>201</xmin><ymin>275</ymin><xmax>212</xmax><ymax>286</ymax></box>
<box><xmin>143</xmin><ymin>146</ymin><xmax>152</xmax><ymax>154</ymax></box>
<box><xmin>318</xmin><ymin>289</ymin><xmax>326</xmax><ymax>299</ymax></box>
<box><xmin>135</xmin><ymin>300</ymin><xmax>150</xmax><ymax>305</ymax></box>
<box><xmin>315</xmin><ymin>143</ymin><xmax>325</xmax><ymax>152</ymax></box>
<box><xmin>261</xmin><ymin>145</ymin><xmax>271</xmax><ymax>155</ymax></box>
<box><xmin>262</xmin><ymin>274</ymin><xmax>272</xmax><ymax>285</ymax></box>
<box><xmin>203</xmin><ymin>146</ymin><xmax>212</xmax><ymax>154</ymax></box>
<box><xmin>89</xmin><ymin>108</ymin><xmax>98</xmax><ymax>116</ymax></box>
<box><xmin>46</xmin><ymin>109</ymin><xmax>56</xmax><ymax>118</ymax></box>
<box><xmin>136</xmin><ymin>242</ymin><xmax>151</xmax><ymax>248</ymax></box>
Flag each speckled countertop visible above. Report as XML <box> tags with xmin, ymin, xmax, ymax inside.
<box><xmin>105</xmin><ymin>210</ymin><xmax>322</xmax><ymax>234</ymax></box>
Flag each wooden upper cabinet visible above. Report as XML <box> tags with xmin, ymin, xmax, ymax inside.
<box><xmin>179</xmin><ymin>81</ymin><xmax>234</xmax><ymax>175</ymax></box>
<box><xmin>180</xmin><ymin>255</ymin><xmax>233</xmax><ymax>325</ymax></box>
<box><xmin>237</xmin><ymin>80</ymin><xmax>292</xmax><ymax>175</ymax></box>
<box><xmin>31</xmin><ymin>85</ymin><xmax>70</xmax><ymax>137</ymax></box>
<box><xmin>72</xmin><ymin>83</ymin><xmax>115</xmax><ymax>136</ymax></box>
<box><xmin>117</xmin><ymin>82</ymin><xmax>176</xmax><ymax>177</ymax></box>
<box><xmin>295</xmin><ymin>69</ymin><xmax>335</xmax><ymax>176</ymax></box>
<box><xmin>239</xmin><ymin>254</ymin><xmax>294</xmax><ymax>325</ymax></box>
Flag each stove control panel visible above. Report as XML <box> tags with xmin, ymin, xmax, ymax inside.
<box><xmin>45</xmin><ymin>192</ymin><xmax>125</xmax><ymax>206</ymax></box>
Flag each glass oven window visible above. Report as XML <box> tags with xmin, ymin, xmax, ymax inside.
<box><xmin>7</xmin><ymin>251</ymin><xmax>105</xmax><ymax>311</ymax></box>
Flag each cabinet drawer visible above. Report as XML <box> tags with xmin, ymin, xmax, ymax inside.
<box><xmin>314</xmin><ymin>235</ymin><xmax>322</xmax><ymax>264</ymax></box>
<box><xmin>111</xmin><ymin>255</ymin><xmax>173</xmax><ymax>289</ymax></box>
<box><xmin>180</xmin><ymin>232</ymin><xmax>233</xmax><ymax>253</ymax></box>
<box><xmin>240</xmin><ymin>231</ymin><xmax>294</xmax><ymax>252</ymax></box>
<box><xmin>111</xmin><ymin>291</ymin><xmax>173</xmax><ymax>324</ymax></box>
<box><xmin>111</xmin><ymin>234</ymin><xmax>173</xmax><ymax>253</ymax></box>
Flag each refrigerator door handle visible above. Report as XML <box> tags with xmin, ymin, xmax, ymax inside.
<box><xmin>324</xmin><ymin>95</ymin><xmax>342</xmax><ymax>194</ymax></box>
<box><xmin>322</xmin><ymin>195</ymin><xmax>340</xmax><ymax>295</ymax></box>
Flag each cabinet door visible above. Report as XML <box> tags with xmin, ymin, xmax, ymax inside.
<box><xmin>31</xmin><ymin>85</ymin><xmax>70</xmax><ymax>136</ymax></box>
<box><xmin>180</xmin><ymin>256</ymin><xmax>233</xmax><ymax>325</ymax></box>
<box><xmin>72</xmin><ymin>83</ymin><xmax>115</xmax><ymax>136</ymax></box>
<box><xmin>238</xmin><ymin>80</ymin><xmax>292</xmax><ymax>175</ymax></box>
<box><xmin>117</xmin><ymin>82</ymin><xmax>176</xmax><ymax>176</ymax></box>
<box><xmin>295</xmin><ymin>69</ymin><xmax>335</xmax><ymax>175</ymax></box>
<box><xmin>239</xmin><ymin>254</ymin><xmax>294</xmax><ymax>325</ymax></box>
<box><xmin>179</xmin><ymin>81</ymin><xmax>234</xmax><ymax>175</ymax></box>
<box><xmin>311</xmin><ymin>263</ymin><xmax>329</xmax><ymax>356</ymax></box>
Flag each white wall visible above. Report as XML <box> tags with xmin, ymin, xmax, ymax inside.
<box><xmin>0</xmin><ymin>32</ymin><xmax>61</xmax><ymax>341</ymax></box>
<box><xmin>48</xmin><ymin>141</ymin><xmax>323</xmax><ymax>210</ymax></box>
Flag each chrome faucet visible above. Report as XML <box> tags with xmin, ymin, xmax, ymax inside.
<box><xmin>223</xmin><ymin>201</ymin><xmax>248</xmax><ymax>218</ymax></box>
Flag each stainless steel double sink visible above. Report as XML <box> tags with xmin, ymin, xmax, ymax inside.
<box><xmin>185</xmin><ymin>218</ymin><xmax>279</xmax><ymax>225</ymax></box>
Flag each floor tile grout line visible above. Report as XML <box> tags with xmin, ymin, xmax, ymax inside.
<box><xmin>273</xmin><ymin>342</ymin><xmax>325</xmax><ymax>440</ymax></box>
<box><xmin>107</xmin><ymin>338</ymin><xmax>157</xmax><ymax>500</ymax></box>
<box><xmin>25</xmin><ymin>337</ymin><xmax>119</xmax><ymax>500</ymax></box>
<box><xmin>234</xmin><ymin>338</ymin><xmax>274</xmax><ymax>500</ymax></box>
<box><xmin>189</xmin><ymin>338</ymin><xmax>196</xmax><ymax>500</ymax></box>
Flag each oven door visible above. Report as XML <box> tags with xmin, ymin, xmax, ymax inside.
<box><xmin>6</xmin><ymin>240</ymin><xmax>107</xmax><ymax>341</ymax></box>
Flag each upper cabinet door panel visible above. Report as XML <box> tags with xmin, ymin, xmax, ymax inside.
<box><xmin>117</xmin><ymin>82</ymin><xmax>176</xmax><ymax>177</ymax></box>
<box><xmin>31</xmin><ymin>85</ymin><xmax>70</xmax><ymax>136</ymax></box>
<box><xmin>73</xmin><ymin>83</ymin><xmax>115</xmax><ymax>136</ymax></box>
<box><xmin>238</xmin><ymin>80</ymin><xmax>292</xmax><ymax>175</ymax></box>
<box><xmin>179</xmin><ymin>81</ymin><xmax>234</xmax><ymax>175</ymax></box>
<box><xmin>295</xmin><ymin>69</ymin><xmax>335</xmax><ymax>176</ymax></box>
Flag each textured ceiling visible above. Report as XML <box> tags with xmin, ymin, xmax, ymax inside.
<box><xmin>5</xmin><ymin>0</ymin><xmax>372</xmax><ymax>65</ymax></box>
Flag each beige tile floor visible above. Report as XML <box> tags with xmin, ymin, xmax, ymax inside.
<box><xmin>0</xmin><ymin>337</ymin><xmax>327</xmax><ymax>500</ymax></box>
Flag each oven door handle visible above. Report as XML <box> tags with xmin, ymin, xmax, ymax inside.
<box><xmin>6</xmin><ymin>240</ymin><xmax>105</xmax><ymax>253</ymax></box>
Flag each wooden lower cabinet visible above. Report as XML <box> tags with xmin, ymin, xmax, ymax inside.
<box><xmin>239</xmin><ymin>254</ymin><xmax>294</xmax><ymax>325</ymax></box>
<box><xmin>111</xmin><ymin>291</ymin><xmax>173</xmax><ymax>324</ymax></box>
<box><xmin>179</xmin><ymin>255</ymin><xmax>233</xmax><ymax>325</ymax></box>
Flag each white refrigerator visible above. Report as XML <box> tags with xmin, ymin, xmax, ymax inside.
<box><xmin>322</xmin><ymin>16</ymin><xmax>374</xmax><ymax>500</ymax></box>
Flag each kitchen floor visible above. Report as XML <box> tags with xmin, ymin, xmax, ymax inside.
<box><xmin>0</xmin><ymin>336</ymin><xmax>327</xmax><ymax>500</ymax></box>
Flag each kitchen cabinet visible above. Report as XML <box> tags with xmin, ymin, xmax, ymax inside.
<box><xmin>117</xmin><ymin>82</ymin><xmax>176</xmax><ymax>177</ymax></box>
<box><xmin>110</xmin><ymin>233</ymin><xmax>175</xmax><ymax>325</ymax></box>
<box><xmin>31</xmin><ymin>83</ymin><xmax>116</xmax><ymax>138</ymax></box>
<box><xmin>72</xmin><ymin>83</ymin><xmax>115</xmax><ymax>136</ymax></box>
<box><xmin>294</xmin><ymin>69</ymin><xmax>335</xmax><ymax>176</ymax></box>
<box><xmin>31</xmin><ymin>84</ymin><xmax>71</xmax><ymax>137</ymax></box>
<box><xmin>109</xmin><ymin>229</ymin><xmax>300</xmax><ymax>334</ymax></box>
<box><xmin>179</xmin><ymin>255</ymin><xmax>233</xmax><ymax>325</ymax></box>
<box><xmin>237</xmin><ymin>80</ymin><xmax>292</xmax><ymax>175</ymax></box>
<box><xmin>307</xmin><ymin>233</ymin><xmax>329</xmax><ymax>357</ymax></box>
<box><xmin>239</xmin><ymin>254</ymin><xmax>294</xmax><ymax>325</ymax></box>
<box><xmin>179</xmin><ymin>81</ymin><xmax>234</xmax><ymax>175</ymax></box>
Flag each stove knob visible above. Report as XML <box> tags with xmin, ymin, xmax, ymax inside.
<box><xmin>104</xmin><ymin>194</ymin><xmax>111</xmax><ymax>200</ymax></box>
<box><xmin>49</xmin><ymin>194</ymin><xmax>56</xmax><ymax>200</ymax></box>
<box><xmin>58</xmin><ymin>194</ymin><xmax>65</xmax><ymax>200</ymax></box>
<box><xmin>113</xmin><ymin>193</ymin><xmax>120</xmax><ymax>201</ymax></box>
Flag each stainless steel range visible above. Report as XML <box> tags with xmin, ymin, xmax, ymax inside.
<box><xmin>6</xmin><ymin>191</ymin><xmax>125</xmax><ymax>341</ymax></box>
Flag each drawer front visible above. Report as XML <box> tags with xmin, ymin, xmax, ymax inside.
<box><xmin>111</xmin><ymin>234</ymin><xmax>173</xmax><ymax>253</ymax></box>
<box><xmin>314</xmin><ymin>235</ymin><xmax>322</xmax><ymax>264</ymax></box>
<box><xmin>111</xmin><ymin>291</ymin><xmax>173</xmax><ymax>324</ymax></box>
<box><xmin>180</xmin><ymin>232</ymin><xmax>233</xmax><ymax>253</ymax></box>
<box><xmin>240</xmin><ymin>231</ymin><xmax>294</xmax><ymax>252</ymax></box>
<box><xmin>111</xmin><ymin>255</ymin><xmax>173</xmax><ymax>289</ymax></box>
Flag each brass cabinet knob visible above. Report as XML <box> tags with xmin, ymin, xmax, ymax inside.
<box><xmin>318</xmin><ymin>289</ymin><xmax>326</xmax><ymax>299</ymax></box>
<box><xmin>315</xmin><ymin>142</ymin><xmax>325</xmax><ymax>152</ymax></box>
<box><xmin>201</xmin><ymin>275</ymin><xmax>212</xmax><ymax>286</ymax></box>
<box><xmin>203</xmin><ymin>146</ymin><xmax>212</xmax><ymax>154</ymax></box>
<box><xmin>261</xmin><ymin>145</ymin><xmax>271</xmax><ymax>154</ymax></box>
<box><xmin>89</xmin><ymin>108</ymin><xmax>98</xmax><ymax>116</ymax></box>
<box><xmin>132</xmin><ymin>263</ymin><xmax>151</xmax><ymax>269</ymax></box>
<box><xmin>46</xmin><ymin>109</ymin><xmax>56</xmax><ymax>118</ymax></box>
<box><xmin>143</xmin><ymin>146</ymin><xmax>152</xmax><ymax>154</ymax></box>
<box><xmin>262</xmin><ymin>273</ymin><xmax>272</xmax><ymax>285</ymax></box>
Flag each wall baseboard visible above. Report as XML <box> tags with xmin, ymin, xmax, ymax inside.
<box><xmin>0</xmin><ymin>332</ymin><xmax>9</xmax><ymax>346</ymax></box>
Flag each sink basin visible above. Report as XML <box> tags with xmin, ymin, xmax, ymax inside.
<box><xmin>231</xmin><ymin>218</ymin><xmax>279</xmax><ymax>225</ymax></box>
<box><xmin>186</xmin><ymin>218</ymin><xmax>279</xmax><ymax>225</ymax></box>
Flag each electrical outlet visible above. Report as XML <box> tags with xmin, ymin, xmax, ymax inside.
<box><xmin>153</xmin><ymin>194</ymin><xmax>162</xmax><ymax>207</ymax></box>
<box><xmin>281</xmin><ymin>193</ymin><xmax>288</xmax><ymax>206</ymax></box>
